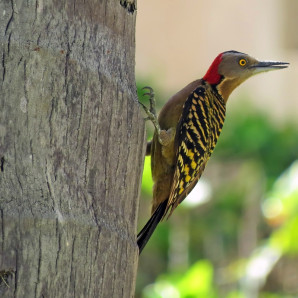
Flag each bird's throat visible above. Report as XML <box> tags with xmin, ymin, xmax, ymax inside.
<box><xmin>215</xmin><ymin>77</ymin><xmax>243</xmax><ymax>103</ymax></box>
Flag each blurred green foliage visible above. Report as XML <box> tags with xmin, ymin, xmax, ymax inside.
<box><xmin>215</xmin><ymin>102</ymin><xmax>298</xmax><ymax>187</ymax></box>
<box><xmin>143</xmin><ymin>260</ymin><xmax>216</xmax><ymax>298</ymax></box>
<box><xmin>142</xmin><ymin>156</ymin><xmax>153</xmax><ymax>196</ymax></box>
<box><xmin>137</xmin><ymin>83</ymin><xmax>298</xmax><ymax>298</ymax></box>
<box><xmin>269</xmin><ymin>161</ymin><xmax>298</xmax><ymax>255</ymax></box>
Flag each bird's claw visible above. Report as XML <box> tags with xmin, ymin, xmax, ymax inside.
<box><xmin>141</xmin><ymin>86</ymin><xmax>156</xmax><ymax>117</ymax></box>
<box><xmin>142</xmin><ymin>86</ymin><xmax>154</xmax><ymax>95</ymax></box>
<box><xmin>143</xmin><ymin>92</ymin><xmax>153</xmax><ymax>97</ymax></box>
<box><xmin>139</xmin><ymin>86</ymin><xmax>161</xmax><ymax>138</ymax></box>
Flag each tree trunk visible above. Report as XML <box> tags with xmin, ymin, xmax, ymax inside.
<box><xmin>0</xmin><ymin>0</ymin><xmax>142</xmax><ymax>297</ymax></box>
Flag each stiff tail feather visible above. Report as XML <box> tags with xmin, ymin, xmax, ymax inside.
<box><xmin>137</xmin><ymin>199</ymin><xmax>168</xmax><ymax>254</ymax></box>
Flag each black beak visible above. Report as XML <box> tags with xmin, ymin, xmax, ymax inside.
<box><xmin>251</xmin><ymin>61</ymin><xmax>289</xmax><ymax>72</ymax></box>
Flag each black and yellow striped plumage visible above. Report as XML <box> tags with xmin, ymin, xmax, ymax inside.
<box><xmin>138</xmin><ymin>51</ymin><xmax>288</xmax><ymax>254</ymax></box>
<box><xmin>166</xmin><ymin>85</ymin><xmax>225</xmax><ymax>217</ymax></box>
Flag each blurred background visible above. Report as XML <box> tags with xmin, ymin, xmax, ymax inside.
<box><xmin>135</xmin><ymin>1</ymin><xmax>298</xmax><ymax>297</ymax></box>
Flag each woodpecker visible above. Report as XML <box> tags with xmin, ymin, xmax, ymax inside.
<box><xmin>138</xmin><ymin>50</ymin><xmax>288</xmax><ymax>254</ymax></box>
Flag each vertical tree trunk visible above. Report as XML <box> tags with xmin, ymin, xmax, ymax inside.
<box><xmin>0</xmin><ymin>0</ymin><xmax>142</xmax><ymax>297</ymax></box>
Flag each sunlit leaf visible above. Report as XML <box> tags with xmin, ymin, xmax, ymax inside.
<box><xmin>141</xmin><ymin>156</ymin><xmax>154</xmax><ymax>195</ymax></box>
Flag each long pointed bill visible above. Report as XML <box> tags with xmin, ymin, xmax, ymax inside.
<box><xmin>250</xmin><ymin>61</ymin><xmax>289</xmax><ymax>74</ymax></box>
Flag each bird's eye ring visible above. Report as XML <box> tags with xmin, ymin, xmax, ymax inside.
<box><xmin>239</xmin><ymin>59</ymin><xmax>247</xmax><ymax>67</ymax></box>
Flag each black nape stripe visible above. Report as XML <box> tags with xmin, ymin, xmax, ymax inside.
<box><xmin>223</xmin><ymin>50</ymin><xmax>246</xmax><ymax>55</ymax></box>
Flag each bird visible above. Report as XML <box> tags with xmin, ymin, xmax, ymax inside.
<box><xmin>137</xmin><ymin>50</ymin><xmax>289</xmax><ymax>254</ymax></box>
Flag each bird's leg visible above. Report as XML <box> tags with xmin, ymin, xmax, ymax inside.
<box><xmin>139</xmin><ymin>86</ymin><xmax>163</xmax><ymax>144</ymax></box>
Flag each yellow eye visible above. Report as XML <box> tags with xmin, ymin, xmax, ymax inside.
<box><xmin>239</xmin><ymin>59</ymin><xmax>247</xmax><ymax>66</ymax></box>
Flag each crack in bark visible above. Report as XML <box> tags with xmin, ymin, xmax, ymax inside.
<box><xmin>2</xmin><ymin>53</ymin><xmax>5</xmax><ymax>82</ymax></box>
<box><xmin>64</xmin><ymin>41</ymin><xmax>71</xmax><ymax>105</ymax></box>
<box><xmin>8</xmin><ymin>32</ymin><xmax>12</xmax><ymax>55</ymax></box>
<box><xmin>13</xmin><ymin>249</ymin><xmax>18</xmax><ymax>295</ymax></box>
<box><xmin>0</xmin><ymin>157</ymin><xmax>4</xmax><ymax>172</ymax></box>
<box><xmin>70</xmin><ymin>236</ymin><xmax>76</xmax><ymax>296</ymax></box>
<box><xmin>75</xmin><ymin>78</ymin><xmax>85</xmax><ymax>150</ymax></box>
<box><xmin>13</xmin><ymin>141</ymin><xmax>23</xmax><ymax>199</ymax></box>
<box><xmin>84</xmin><ymin>125</ymin><xmax>91</xmax><ymax>184</ymax></box>
<box><xmin>45</xmin><ymin>160</ymin><xmax>57</xmax><ymax>214</ymax></box>
<box><xmin>29</xmin><ymin>140</ymin><xmax>34</xmax><ymax>166</ymax></box>
<box><xmin>90</xmin><ymin>202</ymin><xmax>100</xmax><ymax>231</ymax></box>
<box><xmin>2</xmin><ymin>31</ymin><xmax>12</xmax><ymax>83</ymax></box>
<box><xmin>5</xmin><ymin>8</ymin><xmax>14</xmax><ymax>35</ymax></box>
<box><xmin>82</xmin><ymin>26</ymin><xmax>87</xmax><ymax>55</ymax></box>
<box><xmin>102</xmin><ymin>102</ymin><xmax>113</xmax><ymax>208</ymax></box>
<box><xmin>34</xmin><ymin>0</ymin><xmax>39</xmax><ymax>25</ymax></box>
<box><xmin>55</xmin><ymin>223</ymin><xmax>62</xmax><ymax>274</ymax></box>
<box><xmin>23</xmin><ymin>60</ymin><xmax>30</xmax><ymax>130</ymax></box>
<box><xmin>23</xmin><ymin>60</ymin><xmax>29</xmax><ymax>101</ymax></box>
<box><xmin>0</xmin><ymin>210</ymin><xmax>4</xmax><ymax>252</ymax></box>
<box><xmin>17</xmin><ymin>57</ymin><xmax>23</xmax><ymax>66</ymax></box>
<box><xmin>35</xmin><ymin>232</ymin><xmax>42</xmax><ymax>297</ymax></box>
<box><xmin>37</xmin><ymin>33</ymin><xmax>41</xmax><ymax>46</ymax></box>
<box><xmin>48</xmin><ymin>96</ymin><xmax>55</xmax><ymax>146</ymax></box>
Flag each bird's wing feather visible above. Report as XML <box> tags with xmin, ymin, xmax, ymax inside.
<box><xmin>165</xmin><ymin>86</ymin><xmax>225</xmax><ymax>218</ymax></box>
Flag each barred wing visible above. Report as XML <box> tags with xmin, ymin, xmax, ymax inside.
<box><xmin>165</xmin><ymin>86</ymin><xmax>226</xmax><ymax>217</ymax></box>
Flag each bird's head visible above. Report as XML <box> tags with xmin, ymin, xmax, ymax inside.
<box><xmin>203</xmin><ymin>50</ymin><xmax>289</xmax><ymax>102</ymax></box>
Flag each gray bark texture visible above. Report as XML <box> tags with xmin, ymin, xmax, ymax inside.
<box><xmin>0</xmin><ymin>0</ymin><xmax>143</xmax><ymax>297</ymax></box>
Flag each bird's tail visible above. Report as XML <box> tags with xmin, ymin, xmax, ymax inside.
<box><xmin>137</xmin><ymin>199</ymin><xmax>168</xmax><ymax>254</ymax></box>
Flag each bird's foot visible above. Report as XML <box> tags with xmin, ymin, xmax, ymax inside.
<box><xmin>139</xmin><ymin>86</ymin><xmax>162</xmax><ymax>141</ymax></box>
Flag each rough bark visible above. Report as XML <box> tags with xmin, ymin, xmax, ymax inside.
<box><xmin>0</xmin><ymin>0</ymin><xmax>142</xmax><ymax>297</ymax></box>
